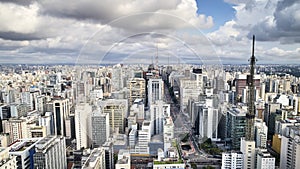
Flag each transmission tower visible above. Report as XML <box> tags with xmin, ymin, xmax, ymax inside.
<box><xmin>246</xmin><ymin>35</ymin><xmax>257</xmax><ymax>141</ymax></box>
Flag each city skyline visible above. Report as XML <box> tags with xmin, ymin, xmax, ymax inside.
<box><xmin>0</xmin><ymin>0</ymin><xmax>299</xmax><ymax>65</ymax></box>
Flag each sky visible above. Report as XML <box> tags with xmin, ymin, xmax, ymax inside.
<box><xmin>0</xmin><ymin>0</ymin><xmax>299</xmax><ymax>65</ymax></box>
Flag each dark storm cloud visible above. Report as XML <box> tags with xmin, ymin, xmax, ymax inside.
<box><xmin>248</xmin><ymin>0</ymin><xmax>300</xmax><ymax>43</ymax></box>
<box><xmin>0</xmin><ymin>32</ymin><xmax>45</xmax><ymax>41</ymax></box>
<box><xmin>0</xmin><ymin>0</ymin><xmax>34</xmax><ymax>6</ymax></box>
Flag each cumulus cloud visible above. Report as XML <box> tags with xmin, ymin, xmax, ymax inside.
<box><xmin>0</xmin><ymin>0</ymin><xmax>298</xmax><ymax>64</ymax></box>
<box><xmin>248</xmin><ymin>0</ymin><xmax>300</xmax><ymax>43</ymax></box>
<box><xmin>0</xmin><ymin>3</ymin><xmax>40</xmax><ymax>34</ymax></box>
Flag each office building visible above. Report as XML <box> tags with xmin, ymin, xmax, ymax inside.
<box><xmin>148</xmin><ymin>78</ymin><xmax>164</xmax><ymax>107</ymax></box>
<box><xmin>103</xmin><ymin>141</ymin><xmax>114</xmax><ymax>169</ymax></box>
<box><xmin>75</xmin><ymin>103</ymin><xmax>92</xmax><ymax>150</ymax></box>
<box><xmin>91</xmin><ymin>110</ymin><xmax>109</xmax><ymax>147</ymax></box>
<box><xmin>52</xmin><ymin>97</ymin><xmax>70</xmax><ymax>136</ymax></box>
<box><xmin>33</xmin><ymin>136</ymin><xmax>67</xmax><ymax>169</ymax></box>
<box><xmin>226</xmin><ymin>107</ymin><xmax>247</xmax><ymax>150</ymax></box>
<box><xmin>235</xmin><ymin>74</ymin><xmax>260</xmax><ymax>99</ymax></box>
<box><xmin>9</xmin><ymin>138</ymin><xmax>41</xmax><ymax>169</ymax></box>
<box><xmin>100</xmin><ymin>99</ymin><xmax>128</xmax><ymax>134</ymax></box>
<box><xmin>150</xmin><ymin>100</ymin><xmax>170</xmax><ymax>135</ymax></box>
<box><xmin>198</xmin><ymin>88</ymin><xmax>219</xmax><ymax>141</ymax></box>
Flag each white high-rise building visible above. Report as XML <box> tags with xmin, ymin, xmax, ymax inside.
<box><xmin>221</xmin><ymin>151</ymin><xmax>243</xmax><ymax>169</ymax></box>
<box><xmin>198</xmin><ymin>88</ymin><xmax>219</xmax><ymax>141</ymax></box>
<box><xmin>111</xmin><ymin>65</ymin><xmax>123</xmax><ymax>91</ymax></box>
<box><xmin>256</xmin><ymin>149</ymin><xmax>275</xmax><ymax>169</ymax></box>
<box><xmin>150</xmin><ymin>100</ymin><xmax>170</xmax><ymax>135</ymax></box>
<box><xmin>179</xmin><ymin>79</ymin><xmax>202</xmax><ymax>112</ymax></box>
<box><xmin>280</xmin><ymin>125</ymin><xmax>300</xmax><ymax>169</ymax></box>
<box><xmin>163</xmin><ymin>116</ymin><xmax>174</xmax><ymax>154</ymax></box>
<box><xmin>255</xmin><ymin>119</ymin><xmax>268</xmax><ymax>148</ymax></box>
<box><xmin>91</xmin><ymin>110</ymin><xmax>110</xmax><ymax>147</ymax></box>
<box><xmin>75</xmin><ymin>103</ymin><xmax>92</xmax><ymax>150</ymax></box>
<box><xmin>134</xmin><ymin>121</ymin><xmax>151</xmax><ymax>154</ymax></box>
<box><xmin>148</xmin><ymin>78</ymin><xmax>164</xmax><ymax>107</ymax></box>
<box><xmin>240</xmin><ymin>138</ymin><xmax>256</xmax><ymax>169</ymax></box>
<box><xmin>33</xmin><ymin>136</ymin><xmax>67</xmax><ymax>169</ymax></box>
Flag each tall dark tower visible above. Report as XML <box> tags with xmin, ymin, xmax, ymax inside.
<box><xmin>246</xmin><ymin>35</ymin><xmax>256</xmax><ymax>141</ymax></box>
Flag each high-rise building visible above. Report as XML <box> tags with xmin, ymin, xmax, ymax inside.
<box><xmin>198</xmin><ymin>88</ymin><xmax>219</xmax><ymax>141</ymax></box>
<box><xmin>235</xmin><ymin>74</ymin><xmax>260</xmax><ymax>100</ymax></box>
<box><xmin>148</xmin><ymin>78</ymin><xmax>164</xmax><ymax>107</ymax></box>
<box><xmin>163</xmin><ymin>116</ymin><xmax>174</xmax><ymax>154</ymax></box>
<box><xmin>221</xmin><ymin>151</ymin><xmax>243</xmax><ymax>169</ymax></box>
<box><xmin>256</xmin><ymin>149</ymin><xmax>275</xmax><ymax>169</ymax></box>
<box><xmin>280</xmin><ymin>125</ymin><xmax>300</xmax><ymax>169</ymax></box>
<box><xmin>150</xmin><ymin>100</ymin><xmax>170</xmax><ymax>135</ymax></box>
<box><xmin>9</xmin><ymin>138</ymin><xmax>42</xmax><ymax>169</ymax></box>
<box><xmin>134</xmin><ymin>121</ymin><xmax>151</xmax><ymax>154</ymax></box>
<box><xmin>0</xmin><ymin>104</ymin><xmax>11</xmax><ymax>120</ymax></box>
<box><xmin>127</xmin><ymin>78</ymin><xmax>145</xmax><ymax>107</ymax></box>
<box><xmin>100</xmin><ymin>99</ymin><xmax>128</xmax><ymax>134</ymax></box>
<box><xmin>2</xmin><ymin>118</ymin><xmax>28</xmax><ymax>142</ymax></box>
<box><xmin>91</xmin><ymin>110</ymin><xmax>110</xmax><ymax>147</ymax></box>
<box><xmin>75</xmin><ymin>103</ymin><xmax>92</xmax><ymax>150</ymax></box>
<box><xmin>254</xmin><ymin>119</ymin><xmax>268</xmax><ymax>148</ymax></box>
<box><xmin>179</xmin><ymin>79</ymin><xmax>202</xmax><ymax>112</ymax></box>
<box><xmin>226</xmin><ymin>107</ymin><xmax>247</xmax><ymax>150</ymax></box>
<box><xmin>52</xmin><ymin>97</ymin><xmax>70</xmax><ymax>136</ymax></box>
<box><xmin>111</xmin><ymin>65</ymin><xmax>124</xmax><ymax>91</ymax></box>
<box><xmin>240</xmin><ymin>138</ymin><xmax>256</xmax><ymax>169</ymax></box>
<box><xmin>129</xmin><ymin>99</ymin><xmax>145</xmax><ymax>122</ymax></box>
<box><xmin>33</xmin><ymin>136</ymin><xmax>67</xmax><ymax>169</ymax></box>
<box><xmin>103</xmin><ymin>141</ymin><xmax>114</xmax><ymax>169</ymax></box>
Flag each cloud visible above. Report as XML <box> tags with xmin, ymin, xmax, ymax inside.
<box><xmin>0</xmin><ymin>0</ymin><xmax>298</xmax><ymax>64</ymax></box>
<box><xmin>0</xmin><ymin>3</ymin><xmax>40</xmax><ymax>34</ymax></box>
<box><xmin>248</xmin><ymin>0</ymin><xmax>300</xmax><ymax>43</ymax></box>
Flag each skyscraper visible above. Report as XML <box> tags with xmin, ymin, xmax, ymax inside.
<box><xmin>226</xmin><ymin>107</ymin><xmax>247</xmax><ymax>150</ymax></box>
<box><xmin>150</xmin><ymin>100</ymin><xmax>170</xmax><ymax>135</ymax></box>
<box><xmin>91</xmin><ymin>110</ymin><xmax>109</xmax><ymax>147</ymax></box>
<box><xmin>100</xmin><ymin>99</ymin><xmax>128</xmax><ymax>134</ymax></box>
<box><xmin>75</xmin><ymin>103</ymin><xmax>92</xmax><ymax>150</ymax></box>
<box><xmin>33</xmin><ymin>136</ymin><xmax>67</xmax><ymax>169</ymax></box>
<box><xmin>52</xmin><ymin>97</ymin><xmax>70</xmax><ymax>136</ymax></box>
<box><xmin>148</xmin><ymin>78</ymin><xmax>164</xmax><ymax>107</ymax></box>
